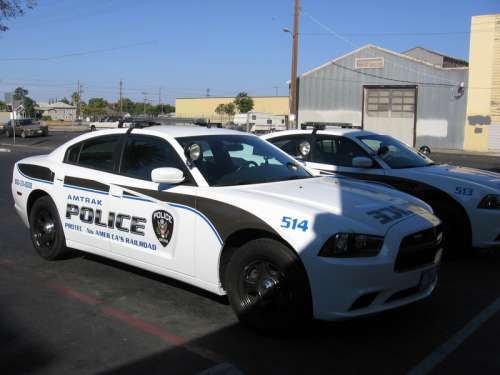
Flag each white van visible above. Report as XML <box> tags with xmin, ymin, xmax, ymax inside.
<box><xmin>233</xmin><ymin>112</ymin><xmax>287</xmax><ymax>133</ymax></box>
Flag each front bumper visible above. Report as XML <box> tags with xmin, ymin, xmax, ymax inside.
<box><xmin>303</xmin><ymin>213</ymin><xmax>442</xmax><ymax>321</ymax></box>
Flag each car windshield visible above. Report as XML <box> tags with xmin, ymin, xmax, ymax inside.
<box><xmin>357</xmin><ymin>134</ymin><xmax>434</xmax><ymax>169</ymax></box>
<box><xmin>176</xmin><ymin>134</ymin><xmax>312</xmax><ymax>186</ymax></box>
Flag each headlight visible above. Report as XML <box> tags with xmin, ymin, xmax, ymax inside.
<box><xmin>318</xmin><ymin>233</ymin><xmax>384</xmax><ymax>258</ymax></box>
<box><xmin>478</xmin><ymin>195</ymin><xmax>500</xmax><ymax>209</ymax></box>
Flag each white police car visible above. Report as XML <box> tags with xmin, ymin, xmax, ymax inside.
<box><xmin>263</xmin><ymin>126</ymin><xmax>500</xmax><ymax>252</ymax></box>
<box><xmin>12</xmin><ymin>126</ymin><xmax>442</xmax><ymax>331</ymax></box>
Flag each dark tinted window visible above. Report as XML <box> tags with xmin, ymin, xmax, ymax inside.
<box><xmin>313</xmin><ymin>135</ymin><xmax>368</xmax><ymax>167</ymax></box>
<box><xmin>358</xmin><ymin>134</ymin><xmax>433</xmax><ymax>169</ymax></box>
<box><xmin>78</xmin><ymin>135</ymin><xmax>120</xmax><ymax>172</ymax></box>
<box><xmin>120</xmin><ymin>135</ymin><xmax>184</xmax><ymax>180</ymax></box>
<box><xmin>66</xmin><ymin>143</ymin><xmax>81</xmax><ymax>164</ymax></box>
<box><xmin>269</xmin><ymin>135</ymin><xmax>310</xmax><ymax>159</ymax></box>
<box><xmin>177</xmin><ymin>134</ymin><xmax>311</xmax><ymax>186</ymax></box>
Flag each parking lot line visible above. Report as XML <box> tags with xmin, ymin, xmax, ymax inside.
<box><xmin>407</xmin><ymin>296</ymin><xmax>500</xmax><ymax>375</ymax></box>
<box><xmin>0</xmin><ymin>259</ymin><xmax>227</xmax><ymax>367</ymax></box>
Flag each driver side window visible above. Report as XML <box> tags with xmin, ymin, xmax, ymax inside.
<box><xmin>313</xmin><ymin>135</ymin><xmax>370</xmax><ymax>167</ymax></box>
<box><xmin>120</xmin><ymin>135</ymin><xmax>185</xmax><ymax>181</ymax></box>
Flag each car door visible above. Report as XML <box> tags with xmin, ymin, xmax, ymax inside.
<box><xmin>58</xmin><ymin>134</ymin><xmax>123</xmax><ymax>255</ymax></box>
<box><xmin>106</xmin><ymin>133</ymin><xmax>197</xmax><ymax>275</ymax></box>
<box><xmin>307</xmin><ymin>134</ymin><xmax>386</xmax><ymax>177</ymax></box>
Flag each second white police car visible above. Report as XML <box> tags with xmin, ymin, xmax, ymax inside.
<box><xmin>263</xmin><ymin>126</ymin><xmax>500</xmax><ymax>252</ymax></box>
<box><xmin>12</xmin><ymin>126</ymin><xmax>443</xmax><ymax>331</ymax></box>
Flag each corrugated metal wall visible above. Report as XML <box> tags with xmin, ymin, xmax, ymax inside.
<box><xmin>297</xmin><ymin>46</ymin><xmax>469</xmax><ymax>149</ymax></box>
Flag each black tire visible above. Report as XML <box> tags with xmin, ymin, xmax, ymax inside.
<box><xmin>429</xmin><ymin>200</ymin><xmax>471</xmax><ymax>254</ymax></box>
<box><xmin>225</xmin><ymin>238</ymin><xmax>312</xmax><ymax>333</ymax></box>
<box><xmin>90</xmin><ymin>125</ymin><xmax>96</xmax><ymax>132</ymax></box>
<box><xmin>29</xmin><ymin>196</ymin><xmax>68</xmax><ymax>260</ymax></box>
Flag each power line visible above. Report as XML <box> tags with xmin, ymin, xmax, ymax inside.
<box><xmin>300</xmin><ymin>8</ymin><xmax>464</xmax><ymax>86</ymax></box>
<box><xmin>0</xmin><ymin>41</ymin><xmax>157</xmax><ymax>62</ymax></box>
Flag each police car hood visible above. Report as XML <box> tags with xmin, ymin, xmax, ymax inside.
<box><xmin>411</xmin><ymin>165</ymin><xmax>500</xmax><ymax>191</ymax></box>
<box><xmin>235</xmin><ymin>176</ymin><xmax>432</xmax><ymax>233</ymax></box>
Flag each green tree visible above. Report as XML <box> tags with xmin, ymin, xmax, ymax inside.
<box><xmin>85</xmin><ymin>97</ymin><xmax>108</xmax><ymax>117</ymax></box>
<box><xmin>23</xmin><ymin>96</ymin><xmax>36</xmax><ymax>117</ymax></box>
<box><xmin>71</xmin><ymin>91</ymin><xmax>80</xmax><ymax>106</ymax></box>
<box><xmin>0</xmin><ymin>1</ymin><xmax>36</xmax><ymax>32</ymax></box>
<box><xmin>0</xmin><ymin>100</ymin><xmax>6</xmax><ymax>111</ymax></box>
<box><xmin>223</xmin><ymin>103</ymin><xmax>236</xmax><ymax>119</ymax></box>
<box><xmin>215</xmin><ymin>103</ymin><xmax>225</xmax><ymax>121</ymax></box>
<box><xmin>13</xmin><ymin>86</ymin><xmax>28</xmax><ymax>101</ymax></box>
<box><xmin>233</xmin><ymin>92</ymin><xmax>254</xmax><ymax>113</ymax></box>
<box><xmin>12</xmin><ymin>86</ymin><xmax>37</xmax><ymax>117</ymax></box>
<box><xmin>60</xmin><ymin>97</ymin><xmax>70</xmax><ymax>104</ymax></box>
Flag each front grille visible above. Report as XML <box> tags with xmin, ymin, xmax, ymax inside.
<box><xmin>395</xmin><ymin>225</ymin><xmax>442</xmax><ymax>272</ymax></box>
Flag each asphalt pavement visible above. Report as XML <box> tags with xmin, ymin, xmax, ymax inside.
<box><xmin>1</xmin><ymin>132</ymin><xmax>500</xmax><ymax>374</ymax></box>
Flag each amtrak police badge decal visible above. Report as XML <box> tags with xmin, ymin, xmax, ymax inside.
<box><xmin>152</xmin><ymin>210</ymin><xmax>174</xmax><ymax>247</ymax></box>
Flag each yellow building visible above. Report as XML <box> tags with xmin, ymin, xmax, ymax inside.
<box><xmin>175</xmin><ymin>96</ymin><xmax>289</xmax><ymax>122</ymax></box>
<box><xmin>464</xmin><ymin>13</ymin><xmax>500</xmax><ymax>152</ymax></box>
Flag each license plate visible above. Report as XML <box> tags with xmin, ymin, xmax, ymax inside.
<box><xmin>420</xmin><ymin>267</ymin><xmax>438</xmax><ymax>291</ymax></box>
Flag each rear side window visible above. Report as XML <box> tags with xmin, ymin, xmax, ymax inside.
<box><xmin>120</xmin><ymin>135</ymin><xmax>185</xmax><ymax>181</ymax></box>
<box><xmin>66</xmin><ymin>143</ymin><xmax>81</xmax><ymax>164</ymax></box>
<box><xmin>77</xmin><ymin>135</ymin><xmax>120</xmax><ymax>172</ymax></box>
<box><xmin>313</xmin><ymin>135</ymin><xmax>369</xmax><ymax>167</ymax></box>
<box><xmin>268</xmin><ymin>135</ymin><xmax>311</xmax><ymax>159</ymax></box>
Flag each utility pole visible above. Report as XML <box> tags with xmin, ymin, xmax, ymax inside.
<box><xmin>119</xmin><ymin>79</ymin><xmax>123</xmax><ymax>115</ymax></box>
<box><xmin>274</xmin><ymin>86</ymin><xmax>279</xmax><ymax>96</ymax></box>
<box><xmin>76</xmin><ymin>80</ymin><xmax>83</xmax><ymax>121</ymax></box>
<box><xmin>289</xmin><ymin>0</ymin><xmax>300</xmax><ymax>129</ymax></box>
<box><xmin>158</xmin><ymin>87</ymin><xmax>163</xmax><ymax>114</ymax></box>
<box><xmin>142</xmin><ymin>92</ymin><xmax>148</xmax><ymax>116</ymax></box>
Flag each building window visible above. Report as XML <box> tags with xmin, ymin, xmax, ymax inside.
<box><xmin>252</xmin><ymin>115</ymin><xmax>257</xmax><ymax>120</ymax></box>
<box><xmin>267</xmin><ymin>119</ymin><xmax>272</xmax><ymax>125</ymax></box>
<box><xmin>366</xmin><ymin>88</ymin><xmax>415</xmax><ymax>118</ymax></box>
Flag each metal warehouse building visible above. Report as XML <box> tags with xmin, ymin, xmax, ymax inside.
<box><xmin>297</xmin><ymin>44</ymin><xmax>469</xmax><ymax>149</ymax></box>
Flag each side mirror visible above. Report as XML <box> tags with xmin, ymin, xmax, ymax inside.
<box><xmin>419</xmin><ymin>145</ymin><xmax>431</xmax><ymax>156</ymax></box>
<box><xmin>352</xmin><ymin>156</ymin><xmax>374</xmax><ymax>168</ymax></box>
<box><xmin>151</xmin><ymin>167</ymin><xmax>185</xmax><ymax>184</ymax></box>
<box><xmin>298</xmin><ymin>141</ymin><xmax>311</xmax><ymax>157</ymax></box>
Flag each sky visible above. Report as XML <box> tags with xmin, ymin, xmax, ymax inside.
<box><xmin>0</xmin><ymin>0</ymin><xmax>498</xmax><ymax>104</ymax></box>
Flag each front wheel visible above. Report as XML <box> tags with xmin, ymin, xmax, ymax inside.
<box><xmin>90</xmin><ymin>125</ymin><xmax>96</xmax><ymax>132</ymax></box>
<box><xmin>29</xmin><ymin>196</ymin><xmax>68</xmax><ymax>260</ymax></box>
<box><xmin>430</xmin><ymin>200</ymin><xmax>471</xmax><ymax>254</ymax></box>
<box><xmin>225</xmin><ymin>238</ymin><xmax>312</xmax><ymax>333</ymax></box>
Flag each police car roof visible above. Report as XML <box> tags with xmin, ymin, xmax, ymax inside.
<box><xmin>142</xmin><ymin>125</ymin><xmax>243</xmax><ymax>138</ymax></box>
<box><xmin>262</xmin><ymin>127</ymin><xmax>375</xmax><ymax>139</ymax></box>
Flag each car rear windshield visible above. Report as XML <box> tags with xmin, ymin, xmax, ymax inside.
<box><xmin>176</xmin><ymin>134</ymin><xmax>311</xmax><ymax>186</ymax></box>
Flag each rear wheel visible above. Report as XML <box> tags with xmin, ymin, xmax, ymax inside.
<box><xmin>29</xmin><ymin>196</ymin><xmax>68</xmax><ymax>260</ymax></box>
<box><xmin>225</xmin><ymin>238</ymin><xmax>312</xmax><ymax>334</ymax></box>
